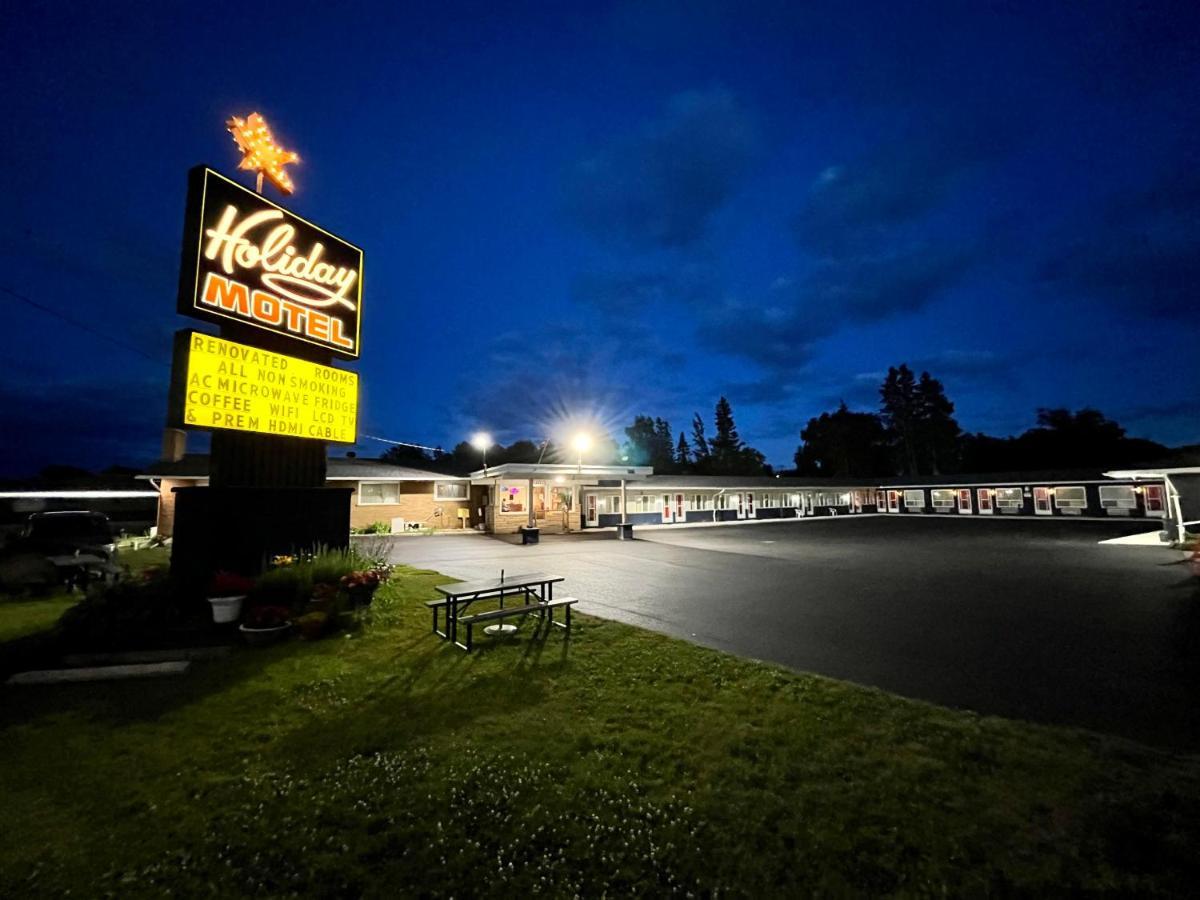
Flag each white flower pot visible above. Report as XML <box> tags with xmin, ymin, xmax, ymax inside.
<box><xmin>208</xmin><ymin>595</ymin><xmax>246</xmax><ymax>624</ymax></box>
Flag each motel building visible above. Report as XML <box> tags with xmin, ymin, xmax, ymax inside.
<box><xmin>138</xmin><ymin>455</ymin><xmax>1194</xmax><ymax>541</ymax></box>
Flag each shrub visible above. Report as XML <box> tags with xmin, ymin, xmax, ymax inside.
<box><xmin>242</xmin><ymin>605</ymin><xmax>291</xmax><ymax>629</ymax></box>
<box><xmin>57</xmin><ymin>570</ymin><xmax>177</xmax><ymax>651</ymax></box>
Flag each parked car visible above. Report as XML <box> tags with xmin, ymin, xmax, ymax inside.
<box><xmin>9</xmin><ymin>511</ymin><xmax>118</xmax><ymax>562</ymax></box>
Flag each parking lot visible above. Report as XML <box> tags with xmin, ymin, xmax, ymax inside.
<box><xmin>381</xmin><ymin>516</ymin><xmax>1200</xmax><ymax>749</ymax></box>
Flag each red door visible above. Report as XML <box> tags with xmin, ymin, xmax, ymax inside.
<box><xmin>675</xmin><ymin>493</ymin><xmax>685</xmax><ymax>522</ymax></box>
<box><xmin>661</xmin><ymin>494</ymin><xmax>673</xmax><ymax>523</ymax></box>
<box><xmin>1144</xmin><ymin>484</ymin><xmax>1165</xmax><ymax>516</ymax></box>
<box><xmin>1033</xmin><ymin>487</ymin><xmax>1052</xmax><ymax>515</ymax></box>
<box><xmin>887</xmin><ymin>490</ymin><xmax>900</xmax><ymax>513</ymax></box>
<box><xmin>977</xmin><ymin>488</ymin><xmax>993</xmax><ymax>514</ymax></box>
<box><xmin>957</xmin><ymin>489</ymin><xmax>972</xmax><ymax>514</ymax></box>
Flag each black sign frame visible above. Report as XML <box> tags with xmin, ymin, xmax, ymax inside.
<box><xmin>177</xmin><ymin>166</ymin><xmax>364</xmax><ymax>360</ymax></box>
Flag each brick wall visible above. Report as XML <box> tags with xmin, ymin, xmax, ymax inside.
<box><xmin>349</xmin><ymin>481</ymin><xmax>468</xmax><ymax>531</ymax></box>
<box><xmin>157</xmin><ymin>478</ymin><xmax>193</xmax><ymax>536</ymax></box>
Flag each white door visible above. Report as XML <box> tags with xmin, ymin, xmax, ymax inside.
<box><xmin>675</xmin><ymin>494</ymin><xmax>685</xmax><ymax>523</ymax></box>
<box><xmin>735</xmin><ymin>493</ymin><xmax>746</xmax><ymax>519</ymax></box>
<box><xmin>1033</xmin><ymin>487</ymin><xmax>1052</xmax><ymax>515</ymax></box>
<box><xmin>887</xmin><ymin>490</ymin><xmax>900</xmax><ymax>513</ymax></box>
<box><xmin>586</xmin><ymin>494</ymin><xmax>598</xmax><ymax>526</ymax></box>
<box><xmin>977</xmin><ymin>488</ymin><xmax>993</xmax><ymax>515</ymax></box>
<box><xmin>957</xmin><ymin>489</ymin><xmax>972</xmax><ymax>514</ymax></box>
<box><xmin>852</xmin><ymin>491</ymin><xmax>863</xmax><ymax>514</ymax></box>
<box><xmin>661</xmin><ymin>494</ymin><xmax>673</xmax><ymax>523</ymax></box>
<box><xmin>1144</xmin><ymin>484</ymin><xmax>1166</xmax><ymax>516</ymax></box>
<box><xmin>746</xmin><ymin>492</ymin><xmax>755</xmax><ymax>517</ymax></box>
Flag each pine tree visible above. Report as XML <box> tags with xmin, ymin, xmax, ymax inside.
<box><xmin>675</xmin><ymin>431</ymin><xmax>691</xmax><ymax>468</ymax></box>
<box><xmin>652</xmin><ymin>418</ymin><xmax>675</xmax><ymax>472</ymax></box>
<box><xmin>690</xmin><ymin>413</ymin><xmax>710</xmax><ymax>461</ymax></box>
<box><xmin>709</xmin><ymin>396</ymin><xmax>744</xmax><ymax>473</ymax></box>
<box><xmin>915</xmin><ymin>372</ymin><xmax>960</xmax><ymax>474</ymax></box>
<box><xmin>880</xmin><ymin>365</ymin><xmax>920</xmax><ymax>475</ymax></box>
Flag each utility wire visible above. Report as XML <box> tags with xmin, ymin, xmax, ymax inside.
<box><xmin>2</xmin><ymin>284</ymin><xmax>447</xmax><ymax>456</ymax></box>
<box><xmin>0</xmin><ymin>284</ymin><xmax>169</xmax><ymax>367</ymax></box>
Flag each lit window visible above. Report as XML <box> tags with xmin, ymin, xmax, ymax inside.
<box><xmin>359</xmin><ymin>482</ymin><xmax>399</xmax><ymax>505</ymax></box>
<box><xmin>434</xmin><ymin>482</ymin><xmax>468</xmax><ymax>501</ymax></box>
<box><xmin>1099</xmin><ymin>485</ymin><xmax>1136</xmax><ymax>509</ymax></box>
<box><xmin>904</xmin><ymin>490</ymin><xmax>925</xmax><ymax>508</ymax></box>
<box><xmin>931</xmin><ymin>489</ymin><xmax>956</xmax><ymax>509</ymax></box>
<box><xmin>995</xmin><ymin>487</ymin><xmax>1023</xmax><ymax>509</ymax></box>
<box><xmin>1053</xmin><ymin>486</ymin><xmax>1087</xmax><ymax>509</ymax></box>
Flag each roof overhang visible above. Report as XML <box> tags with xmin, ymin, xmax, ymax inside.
<box><xmin>470</xmin><ymin>463</ymin><xmax>654</xmax><ymax>481</ymax></box>
<box><xmin>1103</xmin><ymin>468</ymin><xmax>1200</xmax><ymax>479</ymax></box>
<box><xmin>0</xmin><ymin>490</ymin><xmax>159</xmax><ymax>499</ymax></box>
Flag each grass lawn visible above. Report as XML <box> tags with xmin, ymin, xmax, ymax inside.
<box><xmin>0</xmin><ymin>547</ymin><xmax>170</xmax><ymax>644</ymax></box>
<box><xmin>1</xmin><ymin>564</ymin><xmax>1198</xmax><ymax>896</ymax></box>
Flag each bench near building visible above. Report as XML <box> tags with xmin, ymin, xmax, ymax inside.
<box><xmin>140</xmin><ymin>456</ymin><xmax>1191</xmax><ymax>540</ymax></box>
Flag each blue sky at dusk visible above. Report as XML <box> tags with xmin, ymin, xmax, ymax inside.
<box><xmin>1</xmin><ymin>0</ymin><xmax>1197</xmax><ymax>476</ymax></box>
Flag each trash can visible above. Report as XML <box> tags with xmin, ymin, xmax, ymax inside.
<box><xmin>616</xmin><ymin>523</ymin><xmax>634</xmax><ymax>540</ymax></box>
<box><xmin>519</xmin><ymin>526</ymin><xmax>540</xmax><ymax>545</ymax></box>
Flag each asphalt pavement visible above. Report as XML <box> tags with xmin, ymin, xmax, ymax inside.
<box><xmin>378</xmin><ymin>516</ymin><xmax>1200</xmax><ymax>749</ymax></box>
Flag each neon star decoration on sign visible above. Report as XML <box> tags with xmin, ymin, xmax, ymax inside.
<box><xmin>226</xmin><ymin>112</ymin><xmax>299</xmax><ymax>195</ymax></box>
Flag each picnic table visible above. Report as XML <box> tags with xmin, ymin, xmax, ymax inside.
<box><xmin>427</xmin><ymin>572</ymin><xmax>576</xmax><ymax>651</ymax></box>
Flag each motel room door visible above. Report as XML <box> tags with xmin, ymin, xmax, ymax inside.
<box><xmin>1144</xmin><ymin>484</ymin><xmax>1166</xmax><ymax>516</ymax></box>
<box><xmin>1033</xmin><ymin>487</ymin><xmax>1053</xmax><ymax>515</ymax></box>
<box><xmin>585</xmin><ymin>494</ymin><xmax>598</xmax><ymax>526</ymax></box>
<box><xmin>977</xmin><ymin>488</ymin><xmax>994</xmax><ymax>515</ymax></box>
<box><xmin>674</xmin><ymin>493</ymin><xmax>685</xmax><ymax>523</ymax></box>
<box><xmin>661</xmin><ymin>494</ymin><xmax>674</xmax><ymax>524</ymax></box>
<box><xmin>734</xmin><ymin>493</ymin><xmax>746</xmax><ymax>519</ymax></box>
<box><xmin>887</xmin><ymin>490</ymin><xmax>900</xmax><ymax>513</ymax></box>
<box><xmin>957</xmin><ymin>488</ymin><xmax>972</xmax><ymax>514</ymax></box>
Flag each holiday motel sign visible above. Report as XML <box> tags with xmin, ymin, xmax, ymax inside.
<box><xmin>169</xmin><ymin>112</ymin><xmax>364</xmax><ymax>444</ymax></box>
<box><xmin>177</xmin><ymin>167</ymin><xmax>364</xmax><ymax>360</ymax></box>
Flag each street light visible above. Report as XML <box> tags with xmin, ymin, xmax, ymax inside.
<box><xmin>572</xmin><ymin>432</ymin><xmax>592</xmax><ymax>470</ymax></box>
<box><xmin>472</xmin><ymin>431</ymin><xmax>492</xmax><ymax>474</ymax></box>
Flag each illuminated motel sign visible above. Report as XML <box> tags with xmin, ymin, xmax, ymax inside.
<box><xmin>169</xmin><ymin>331</ymin><xmax>358</xmax><ymax>443</ymax></box>
<box><xmin>177</xmin><ymin>167</ymin><xmax>364</xmax><ymax>359</ymax></box>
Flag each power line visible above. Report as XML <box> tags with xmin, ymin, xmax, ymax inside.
<box><xmin>360</xmin><ymin>433</ymin><xmax>445</xmax><ymax>453</ymax></box>
<box><xmin>0</xmin><ymin>284</ymin><xmax>169</xmax><ymax>366</ymax></box>
<box><xmin>2</xmin><ymin>284</ymin><xmax>448</xmax><ymax>456</ymax></box>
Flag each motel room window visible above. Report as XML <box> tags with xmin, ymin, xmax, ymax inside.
<box><xmin>930</xmin><ymin>489</ymin><xmax>956</xmax><ymax>510</ymax></box>
<box><xmin>433</xmin><ymin>482</ymin><xmax>468</xmax><ymax>501</ymax></box>
<box><xmin>359</xmin><ymin>482</ymin><xmax>400</xmax><ymax>505</ymax></box>
<box><xmin>995</xmin><ymin>487</ymin><xmax>1023</xmax><ymax>509</ymax></box>
<box><xmin>903</xmin><ymin>490</ymin><xmax>925</xmax><ymax>509</ymax></box>
<box><xmin>1053</xmin><ymin>486</ymin><xmax>1087</xmax><ymax>509</ymax></box>
<box><xmin>1099</xmin><ymin>485</ymin><xmax>1137</xmax><ymax>510</ymax></box>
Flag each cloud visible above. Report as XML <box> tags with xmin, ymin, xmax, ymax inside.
<box><xmin>698</xmin><ymin>244</ymin><xmax>976</xmax><ymax>371</ymax></box>
<box><xmin>794</xmin><ymin>127</ymin><xmax>1010</xmax><ymax>257</ymax></box>
<box><xmin>0</xmin><ymin>376</ymin><xmax>168</xmax><ymax>477</ymax></box>
<box><xmin>1036</xmin><ymin>168</ymin><xmax>1200</xmax><ymax>319</ymax></box>
<box><xmin>562</xmin><ymin>88</ymin><xmax>757</xmax><ymax>249</ymax></box>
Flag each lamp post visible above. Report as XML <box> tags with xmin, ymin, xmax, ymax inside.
<box><xmin>471</xmin><ymin>432</ymin><xmax>492</xmax><ymax>475</ymax></box>
<box><xmin>572</xmin><ymin>432</ymin><xmax>592</xmax><ymax>472</ymax></box>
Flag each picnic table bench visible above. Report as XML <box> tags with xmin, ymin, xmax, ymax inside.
<box><xmin>426</xmin><ymin>572</ymin><xmax>576</xmax><ymax>651</ymax></box>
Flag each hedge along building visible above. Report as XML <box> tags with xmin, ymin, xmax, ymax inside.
<box><xmin>140</xmin><ymin>455</ymin><xmax>472</xmax><ymax>536</ymax></box>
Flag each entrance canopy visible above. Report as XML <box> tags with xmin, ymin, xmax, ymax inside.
<box><xmin>1104</xmin><ymin>466</ymin><xmax>1200</xmax><ymax>540</ymax></box>
<box><xmin>469</xmin><ymin>463</ymin><xmax>653</xmax><ymax>482</ymax></box>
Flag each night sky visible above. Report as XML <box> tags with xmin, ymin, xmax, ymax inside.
<box><xmin>2</xmin><ymin>1</ymin><xmax>1198</xmax><ymax>477</ymax></box>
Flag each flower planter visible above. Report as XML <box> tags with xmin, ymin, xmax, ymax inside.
<box><xmin>238</xmin><ymin>622</ymin><xmax>291</xmax><ymax>646</ymax></box>
<box><xmin>208</xmin><ymin>595</ymin><xmax>245</xmax><ymax>624</ymax></box>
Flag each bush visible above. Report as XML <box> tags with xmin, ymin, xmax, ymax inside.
<box><xmin>56</xmin><ymin>570</ymin><xmax>177</xmax><ymax>651</ymax></box>
<box><xmin>352</xmin><ymin>521</ymin><xmax>391</xmax><ymax>535</ymax></box>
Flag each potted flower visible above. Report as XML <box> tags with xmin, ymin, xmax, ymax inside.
<box><xmin>238</xmin><ymin>604</ymin><xmax>292</xmax><ymax>645</ymax></box>
<box><xmin>207</xmin><ymin>571</ymin><xmax>256</xmax><ymax>624</ymax></box>
<box><xmin>341</xmin><ymin>564</ymin><xmax>392</xmax><ymax>608</ymax></box>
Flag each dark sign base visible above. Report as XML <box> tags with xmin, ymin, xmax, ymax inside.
<box><xmin>170</xmin><ymin>486</ymin><xmax>353</xmax><ymax>604</ymax></box>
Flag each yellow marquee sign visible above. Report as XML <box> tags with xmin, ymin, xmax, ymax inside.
<box><xmin>170</xmin><ymin>331</ymin><xmax>357</xmax><ymax>443</ymax></box>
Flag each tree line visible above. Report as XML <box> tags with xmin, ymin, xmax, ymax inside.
<box><xmin>380</xmin><ymin>364</ymin><xmax>1174</xmax><ymax>478</ymax></box>
<box><xmin>380</xmin><ymin>396</ymin><xmax>774</xmax><ymax>476</ymax></box>
<box><xmin>794</xmin><ymin>363</ymin><xmax>1170</xmax><ymax>477</ymax></box>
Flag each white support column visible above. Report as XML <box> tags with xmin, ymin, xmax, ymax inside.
<box><xmin>528</xmin><ymin>477</ymin><xmax>536</xmax><ymax>529</ymax></box>
<box><xmin>620</xmin><ymin>479</ymin><xmax>627</xmax><ymax>524</ymax></box>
